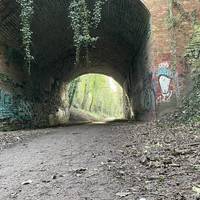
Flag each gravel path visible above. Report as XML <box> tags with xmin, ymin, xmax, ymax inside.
<box><xmin>0</xmin><ymin>122</ymin><xmax>199</xmax><ymax>200</ymax></box>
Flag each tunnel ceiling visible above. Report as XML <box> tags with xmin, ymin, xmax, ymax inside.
<box><xmin>0</xmin><ymin>0</ymin><xmax>150</xmax><ymax>84</ymax></box>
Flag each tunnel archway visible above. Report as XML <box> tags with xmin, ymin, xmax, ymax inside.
<box><xmin>67</xmin><ymin>73</ymin><xmax>131</xmax><ymax>123</ymax></box>
<box><xmin>0</xmin><ymin>0</ymin><xmax>154</xmax><ymax>129</ymax></box>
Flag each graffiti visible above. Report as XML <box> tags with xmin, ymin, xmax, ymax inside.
<box><xmin>4</xmin><ymin>94</ymin><xmax>12</xmax><ymax>105</ymax></box>
<box><xmin>156</xmin><ymin>62</ymin><xmax>173</xmax><ymax>77</ymax></box>
<box><xmin>155</xmin><ymin>62</ymin><xmax>174</xmax><ymax>103</ymax></box>
<box><xmin>18</xmin><ymin>99</ymin><xmax>32</xmax><ymax>120</ymax></box>
<box><xmin>0</xmin><ymin>89</ymin><xmax>32</xmax><ymax>121</ymax></box>
<box><xmin>143</xmin><ymin>88</ymin><xmax>156</xmax><ymax>111</ymax></box>
<box><xmin>142</xmin><ymin>72</ymin><xmax>156</xmax><ymax>111</ymax></box>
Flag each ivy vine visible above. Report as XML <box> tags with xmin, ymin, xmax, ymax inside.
<box><xmin>17</xmin><ymin>0</ymin><xmax>34</xmax><ymax>74</ymax></box>
<box><xmin>167</xmin><ymin>0</ymin><xmax>197</xmax><ymax>30</ymax></box>
<box><xmin>69</xmin><ymin>0</ymin><xmax>107</xmax><ymax>65</ymax></box>
<box><xmin>167</xmin><ymin>0</ymin><xmax>180</xmax><ymax>104</ymax></box>
<box><xmin>166</xmin><ymin>0</ymin><xmax>197</xmax><ymax>103</ymax></box>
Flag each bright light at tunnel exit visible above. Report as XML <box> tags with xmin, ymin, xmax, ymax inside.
<box><xmin>108</xmin><ymin>77</ymin><xmax>117</xmax><ymax>92</ymax></box>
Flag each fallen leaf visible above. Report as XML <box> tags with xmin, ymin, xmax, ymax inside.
<box><xmin>193</xmin><ymin>185</ymin><xmax>200</xmax><ymax>194</ymax></box>
<box><xmin>52</xmin><ymin>175</ymin><xmax>57</xmax><ymax>179</ymax></box>
<box><xmin>21</xmin><ymin>179</ymin><xmax>32</xmax><ymax>185</ymax></box>
<box><xmin>116</xmin><ymin>191</ymin><xmax>131</xmax><ymax>197</ymax></box>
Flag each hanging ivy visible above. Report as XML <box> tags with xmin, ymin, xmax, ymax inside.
<box><xmin>17</xmin><ymin>0</ymin><xmax>34</xmax><ymax>74</ymax></box>
<box><xmin>92</xmin><ymin>0</ymin><xmax>105</xmax><ymax>28</ymax></box>
<box><xmin>69</xmin><ymin>0</ymin><xmax>107</xmax><ymax>65</ymax></box>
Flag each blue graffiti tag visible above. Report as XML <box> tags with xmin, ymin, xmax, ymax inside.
<box><xmin>0</xmin><ymin>89</ymin><xmax>32</xmax><ymax>121</ymax></box>
<box><xmin>156</xmin><ymin>67</ymin><xmax>173</xmax><ymax>78</ymax></box>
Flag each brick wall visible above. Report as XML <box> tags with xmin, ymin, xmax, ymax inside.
<box><xmin>143</xmin><ymin>0</ymin><xmax>200</xmax><ymax>67</ymax></box>
<box><xmin>143</xmin><ymin>0</ymin><xmax>200</xmax><ymax>116</ymax></box>
<box><xmin>0</xmin><ymin>46</ymin><xmax>33</xmax><ymax>130</ymax></box>
<box><xmin>0</xmin><ymin>0</ymin><xmax>199</xmax><ymax>128</ymax></box>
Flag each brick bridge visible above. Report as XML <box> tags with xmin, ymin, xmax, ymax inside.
<box><xmin>0</xmin><ymin>0</ymin><xmax>199</xmax><ymax>129</ymax></box>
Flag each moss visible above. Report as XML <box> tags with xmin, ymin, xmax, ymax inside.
<box><xmin>162</xmin><ymin>23</ymin><xmax>200</xmax><ymax>125</ymax></box>
<box><xmin>179</xmin><ymin>75</ymin><xmax>200</xmax><ymax>123</ymax></box>
<box><xmin>185</xmin><ymin>24</ymin><xmax>200</xmax><ymax>75</ymax></box>
<box><xmin>180</xmin><ymin>24</ymin><xmax>200</xmax><ymax>124</ymax></box>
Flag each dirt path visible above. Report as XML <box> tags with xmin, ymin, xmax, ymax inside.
<box><xmin>0</xmin><ymin>122</ymin><xmax>199</xmax><ymax>200</ymax></box>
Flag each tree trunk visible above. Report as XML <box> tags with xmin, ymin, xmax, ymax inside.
<box><xmin>81</xmin><ymin>81</ymin><xmax>89</xmax><ymax>109</ymax></box>
<box><xmin>68</xmin><ymin>78</ymin><xmax>79</xmax><ymax>108</ymax></box>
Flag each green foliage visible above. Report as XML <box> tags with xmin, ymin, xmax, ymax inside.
<box><xmin>69</xmin><ymin>74</ymin><xmax>124</xmax><ymax>119</ymax></box>
<box><xmin>179</xmin><ymin>24</ymin><xmax>200</xmax><ymax>124</ymax></box>
<box><xmin>164</xmin><ymin>2</ymin><xmax>200</xmax><ymax>124</ymax></box>
<box><xmin>167</xmin><ymin>0</ymin><xmax>198</xmax><ymax>30</ymax></box>
<box><xmin>17</xmin><ymin>0</ymin><xmax>34</xmax><ymax>74</ymax></box>
<box><xmin>92</xmin><ymin>0</ymin><xmax>105</xmax><ymax>28</ymax></box>
<box><xmin>166</xmin><ymin>14</ymin><xmax>179</xmax><ymax>30</ymax></box>
<box><xmin>68</xmin><ymin>78</ymin><xmax>80</xmax><ymax>108</ymax></box>
<box><xmin>185</xmin><ymin>24</ymin><xmax>200</xmax><ymax>76</ymax></box>
<box><xmin>166</xmin><ymin>0</ymin><xmax>176</xmax><ymax>30</ymax></box>
<box><xmin>68</xmin><ymin>0</ymin><xmax>107</xmax><ymax>64</ymax></box>
<box><xmin>180</xmin><ymin>75</ymin><xmax>200</xmax><ymax>124</ymax></box>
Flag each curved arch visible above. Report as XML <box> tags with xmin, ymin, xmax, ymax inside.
<box><xmin>63</xmin><ymin>62</ymin><xmax>125</xmax><ymax>86</ymax></box>
<box><xmin>0</xmin><ymin>0</ymin><xmax>153</xmax><ymax>129</ymax></box>
<box><xmin>67</xmin><ymin>73</ymin><xmax>133</xmax><ymax>120</ymax></box>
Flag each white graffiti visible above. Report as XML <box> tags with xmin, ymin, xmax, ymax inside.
<box><xmin>158</xmin><ymin>75</ymin><xmax>173</xmax><ymax>100</ymax></box>
<box><xmin>156</xmin><ymin>62</ymin><xmax>174</xmax><ymax>102</ymax></box>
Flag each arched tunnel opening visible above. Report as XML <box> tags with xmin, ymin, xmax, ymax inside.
<box><xmin>0</xmin><ymin>0</ymin><xmax>154</xmax><ymax>130</ymax></box>
<box><xmin>67</xmin><ymin>73</ymin><xmax>132</xmax><ymax>123</ymax></box>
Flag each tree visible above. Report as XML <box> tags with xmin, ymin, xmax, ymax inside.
<box><xmin>68</xmin><ymin>78</ymin><xmax>80</xmax><ymax>108</ymax></box>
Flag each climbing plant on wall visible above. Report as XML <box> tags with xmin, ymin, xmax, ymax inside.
<box><xmin>166</xmin><ymin>0</ymin><xmax>198</xmax><ymax>104</ymax></box>
<box><xmin>17</xmin><ymin>0</ymin><xmax>34</xmax><ymax>74</ymax></box>
<box><xmin>166</xmin><ymin>0</ymin><xmax>200</xmax><ymax>123</ymax></box>
<box><xmin>167</xmin><ymin>0</ymin><xmax>180</xmax><ymax>104</ymax></box>
<box><xmin>69</xmin><ymin>0</ymin><xmax>107</xmax><ymax>65</ymax></box>
<box><xmin>167</xmin><ymin>0</ymin><xmax>199</xmax><ymax>69</ymax></box>
<box><xmin>183</xmin><ymin>24</ymin><xmax>200</xmax><ymax>123</ymax></box>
